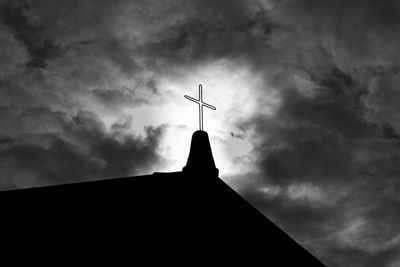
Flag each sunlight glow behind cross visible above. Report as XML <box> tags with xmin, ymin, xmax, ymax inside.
<box><xmin>184</xmin><ymin>84</ymin><xmax>216</xmax><ymax>131</ymax></box>
<box><xmin>119</xmin><ymin>60</ymin><xmax>277</xmax><ymax>177</ymax></box>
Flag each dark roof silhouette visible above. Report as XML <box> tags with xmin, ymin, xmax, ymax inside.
<box><xmin>1</xmin><ymin>130</ymin><xmax>326</xmax><ymax>265</ymax></box>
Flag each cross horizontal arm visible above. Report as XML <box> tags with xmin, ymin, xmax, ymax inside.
<box><xmin>184</xmin><ymin>95</ymin><xmax>199</xmax><ymax>103</ymax></box>
<box><xmin>202</xmin><ymin>102</ymin><xmax>216</xmax><ymax>110</ymax></box>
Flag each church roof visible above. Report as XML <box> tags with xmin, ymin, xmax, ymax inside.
<box><xmin>0</xmin><ymin>131</ymin><xmax>326</xmax><ymax>265</ymax></box>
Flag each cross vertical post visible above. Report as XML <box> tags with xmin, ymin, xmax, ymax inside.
<box><xmin>199</xmin><ymin>84</ymin><xmax>203</xmax><ymax>130</ymax></box>
<box><xmin>184</xmin><ymin>84</ymin><xmax>216</xmax><ymax>131</ymax></box>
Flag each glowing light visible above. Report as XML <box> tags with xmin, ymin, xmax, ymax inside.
<box><xmin>103</xmin><ymin>59</ymin><xmax>280</xmax><ymax>178</ymax></box>
<box><xmin>151</xmin><ymin>59</ymin><xmax>272</xmax><ymax>177</ymax></box>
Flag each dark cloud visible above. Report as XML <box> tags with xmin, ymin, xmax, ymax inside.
<box><xmin>0</xmin><ymin>109</ymin><xmax>167</xmax><ymax>189</ymax></box>
<box><xmin>0</xmin><ymin>0</ymin><xmax>62</xmax><ymax>69</ymax></box>
<box><xmin>92</xmin><ymin>86</ymin><xmax>152</xmax><ymax>108</ymax></box>
<box><xmin>230</xmin><ymin>1</ymin><xmax>400</xmax><ymax>266</ymax></box>
<box><xmin>252</xmin><ymin>69</ymin><xmax>371</xmax><ymax>186</ymax></box>
<box><xmin>0</xmin><ymin>0</ymin><xmax>170</xmax><ymax>192</ymax></box>
<box><xmin>134</xmin><ymin>2</ymin><xmax>278</xmax><ymax>73</ymax></box>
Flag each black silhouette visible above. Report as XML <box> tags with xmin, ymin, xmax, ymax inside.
<box><xmin>183</xmin><ymin>130</ymin><xmax>219</xmax><ymax>176</ymax></box>
<box><xmin>0</xmin><ymin>130</ymin><xmax>326</xmax><ymax>266</ymax></box>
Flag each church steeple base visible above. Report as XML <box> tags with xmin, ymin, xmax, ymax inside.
<box><xmin>182</xmin><ymin>131</ymin><xmax>219</xmax><ymax>177</ymax></box>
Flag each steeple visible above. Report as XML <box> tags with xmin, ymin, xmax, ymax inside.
<box><xmin>182</xmin><ymin>130</ymin><xmax>219</xmax><ymax>177</ymax></box>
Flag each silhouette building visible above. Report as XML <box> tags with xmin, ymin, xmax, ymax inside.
<box><xmin>1</xmin><ymin>130</ymin><xmax>326</xmax><ymax>265</ymax></box>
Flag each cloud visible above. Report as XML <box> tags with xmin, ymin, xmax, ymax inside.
<box><xmin>227</xmin><ymin>1</ymin><xmax>400</xmax><ymax>266</ymax></box>
<box><xmin>0</xmin><ymin>109</ymin><xmax>167</xmax><ymax>189</ymax></box>
<box><xmin>0</xmin><ymin>0</ymin><xmax>171</xmax><ymax>191</ymax></box>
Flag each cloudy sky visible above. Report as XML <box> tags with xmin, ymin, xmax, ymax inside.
<box><xmin>1</xmin><ymin>0</ymin><xmax>400</xmax><ymax>265</ymax></box>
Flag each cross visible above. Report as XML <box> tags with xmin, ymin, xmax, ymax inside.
<box><xmin>184</xmin><ymin>84</ymin><xmax>216</xmax><ymax>131</ymax></box>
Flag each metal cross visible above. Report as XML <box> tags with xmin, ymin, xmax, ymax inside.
<box><xmin>184</xmin><ymin>84</ymin><xmax>216</xmax><ymax>131</ymax></box>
